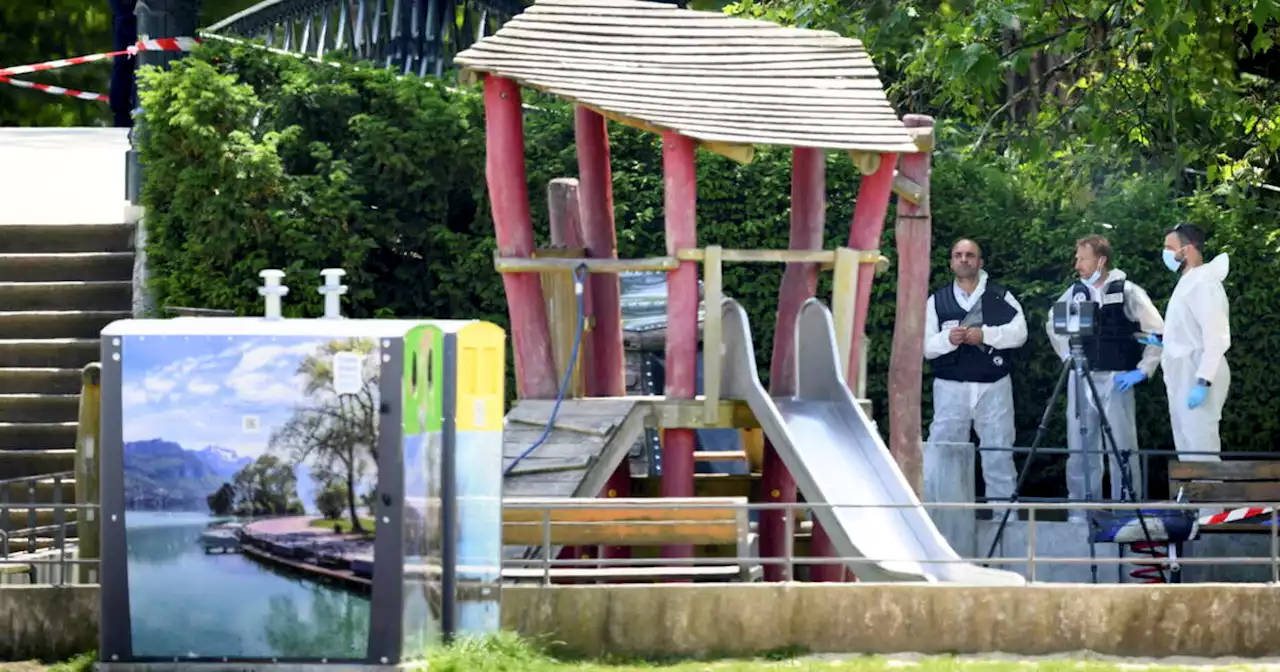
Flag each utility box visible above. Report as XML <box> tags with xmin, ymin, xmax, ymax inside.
<box><xmin>96</xmin><ymin>275</ymin><xmax>504</xmax><ymax>668</ymax></box>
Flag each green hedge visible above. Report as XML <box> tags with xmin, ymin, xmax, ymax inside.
<box><xmin>137</xmin><ymin>42</ymin><xmax>1279</xmax><ymax>497</ymax></box>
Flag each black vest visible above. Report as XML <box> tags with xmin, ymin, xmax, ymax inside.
<box><xmin>930</xmin><ymin>281</ymin><xmax>1018</xmax><ymax>383</ymax></box>
<box><xmin>1069</xmin><ymin>278</ymin><xmax>1143</xmax><ymax>372</ymax></box>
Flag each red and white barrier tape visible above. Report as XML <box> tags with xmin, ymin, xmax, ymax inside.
<box><xmin>0</xmin><ymin>76</ymin><xmax>108</xmax><ymax>102</ymax></box>
<box><xmin>0</xmin><ymin>37</ymin><xmax>201</xmax><ymax>101</ymax></box>
<box><xmin>1199</xmin><ymin>506</ymin><xmax>1274</xmax><ymax>526</ymax></box>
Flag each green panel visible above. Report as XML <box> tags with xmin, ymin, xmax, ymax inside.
<box><xmin>403</xmin><ymin>325</ymin><xmax>445</xmax><ymax>434</ymax></box>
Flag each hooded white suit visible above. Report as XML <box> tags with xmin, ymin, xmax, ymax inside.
<box><xmin>1162</xmin><ymin>254</ymin><xmax>1231</xmax><ymax>462</ymax></box>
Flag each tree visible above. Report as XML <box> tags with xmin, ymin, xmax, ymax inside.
<box><xmin>232</xmin><ymin>454</ymin><xmax>303</xmax><ymax>516</ymax></box>
<box><xmin>315</xmin><ymin>481</ymin><xmax>348</xmax><ymax>521</ymax></box>
<box><xmin>206</xmin><ymin>482</ymin><xmax>236</xmax><ymax>516</ymax></box>
<box><xmin>270</xmin><ymin>338</ymin><xmax>379</xmax><ymax>534</ymax></box>
<box><xmin>726</xmin><ymin>0</ymin><xmax>1280</xmax><ymax>185</ymax></box>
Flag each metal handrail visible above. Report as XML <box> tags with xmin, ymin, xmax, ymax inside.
<box><xmin>499</xmin><ymin>499</ymin><xmax>1280</xmax><ymax>585</ymax></box>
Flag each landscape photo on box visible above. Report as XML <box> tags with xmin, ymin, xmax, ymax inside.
<box><xmin>120</xmin><ymin>333</ymin><xmax>382</xmax><ymax>660</ymax></box>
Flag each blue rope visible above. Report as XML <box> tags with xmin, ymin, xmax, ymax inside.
<box><xmin>503</xmin><ymin>263</ymin><xmax>589</xmax><ymax>476</ymax></box>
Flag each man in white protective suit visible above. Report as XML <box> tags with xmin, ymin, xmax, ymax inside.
<box><xmin>1046</xmin><ymin>235</ymin><xmax>1164</xmax><ymax>521</ymax></box>
<box><xmin>924</xmin><ymin>239</ymin><xmax>1029</xmax><ymax>510</ymax></box>
<box><xmin>1146</xmin><ymin>223</ymin><xmax>1231</xmax><ymax>465</ymax></box>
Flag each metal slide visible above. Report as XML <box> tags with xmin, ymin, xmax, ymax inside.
<box><xmin>719</xmin><ymin>298</ymin><xmax>1025</xmax><ymax>585</ymax></box>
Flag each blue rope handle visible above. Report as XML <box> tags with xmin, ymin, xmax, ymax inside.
<box><xmin>503</xmin><ymin>263</ymin><xmax>590</xmax><ymax>476</ymax></box>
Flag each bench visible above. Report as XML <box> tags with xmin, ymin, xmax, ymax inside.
<box><xmin>1168</xmin><ymin>460</ymin><xmax>1280</xmax><ymax>533</ymax></box>
<box><xmin>501</xmin><ymin>496</ymin><xmax>759</xmax><ymax>583</ymax></box>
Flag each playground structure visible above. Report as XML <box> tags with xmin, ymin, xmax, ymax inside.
<box><xmin>453</xmin><ymin>0</ymin><xmax>1023</xmax><ymax>583</ymax></box>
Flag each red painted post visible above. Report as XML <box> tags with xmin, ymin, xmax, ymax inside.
<box><xmin>484</xmin><ymin>75</ymin><xmax>558</xmax><ymax>400</ymax></box>
<box><xmin>576</xmin><ymin>105</ymin><xmax>631</xmax><ymax>561</ymax></box>
<box><xmin>810</xmin><ymin>151</ymin><xmax>899</xmax><ymax>584</ymax></box>
<box><xmin>846</xmin><ymin>152</ymin><xmax>900</xmax><ymax>380</ymax></box>
<box><xmin>762</xmin><ymin>147</ymin><xmax>825</xmax><ymax>582</ymax></box>
<box><xmin>889</xmin><ymin>116</ymin><xmax>934</xmax><ymax>495</ymax></box>
<box><xmin>660</xmin><ymin>131</ymin><xmax>699</xmax><ymax>561</ymax></box>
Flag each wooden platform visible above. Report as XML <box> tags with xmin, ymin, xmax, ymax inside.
<box><xmin>503</xmin><ymin>398</ymin><xmax>647</xmax><ymax>498</ymax></box>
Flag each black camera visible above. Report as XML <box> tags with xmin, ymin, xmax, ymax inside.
<box><xmin>1051</xmin><ymin>298</ymin><xmax>1095</xmax><ymax>337</ymax></box>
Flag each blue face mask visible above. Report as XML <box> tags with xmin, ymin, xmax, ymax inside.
<box><xmin>1162</xmin><ymin>248</ymin><xmax>1183</xmax><ymax>272</ymax></box>
<box><xmin>1085</xmin><ymin>269</ymin><xmax>1102</xmax><ymax>284</ymax></box>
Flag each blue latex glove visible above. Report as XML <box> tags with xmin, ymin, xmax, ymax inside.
<box><xmin>1187</xmin><ymin>384</ymin><xmax>1209</xmax><ymax>409</ymax></box>
<box><xmin>1137</xmin><ymin>333</ymin><xmax>1163</xmax><ymax>348</ymax></box>
<box><xmin>1114</xmin><ymin>370</ymin><xmax>1146</xmax><ymax>392</ymax></box>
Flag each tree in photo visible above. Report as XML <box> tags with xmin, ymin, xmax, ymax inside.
<box><xmin>314</xmin><ymin>480</ymin><xmax>349</xmax><ymax>521</ymax></box>
<box><xmin>232</xmin><ymin>454</ymin><xmax>304</xmax><ymax>517</ymax></box>
<box><xmin>271</xmin><ymin>338</ymin><xmax>379</xmax><ymax>534</ymax></box>
<box><xmin>207</xmin><ymin>482</ymin><xmax>237</xmax><ymax>516</ymax></box>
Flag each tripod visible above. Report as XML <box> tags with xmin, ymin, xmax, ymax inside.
<box><xmin>985</xmin><ymin>336</ymin><xmax>1165</xmax><ymax>583</ymax></box>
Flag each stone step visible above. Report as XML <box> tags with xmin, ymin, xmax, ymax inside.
<box><xmin>2</xmin><ymin>508</ymin><xmax>78</xmax><ymax>531</ymax></box>
<box><xmin>0</xmin><ymin>394</ymin><xmax>79</xmax><ymax>423</ymax></box>
<box><xmin>0</xmin><ymin>252</ymin><xmax>134</xmax><ymax>283</ymax></box>
<box><xmin>0</xmin><ymin>450</ymin><xmax>76</xmax><ymax>479</ymax></box>
<box><xmin>0</xmin><ymin>310</ymin><xmax>129</xmax><ymax>340</ymax></box>
<box><xmin>0</xmin><ymin>281</ymin><xmax>131</xmax><ymax>312</ymax></box>
<box><xmin>0</xmin><ymin>340</ymin><xmax>99</xmax><ymax>369</ymax></box>
<box><xmin>0</xmin><ymin>224</ymin><xmax>133</xmax><ymax>254</ymax></box>
<box><xmin>3</xmin><ymin>475</ymin><xmax>77</xmax><ymax>504</ymax></box>
<box><xmin>0</xmin><ymin>368</ymin><xmax>83</xmax><ymax>395</ymax></box>
<box><xmin>0</xmin><ymin>422</ymin><xmax>77</xmax><ymax>450</ymax></box>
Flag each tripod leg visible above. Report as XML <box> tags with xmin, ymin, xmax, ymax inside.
<box><xmin>985</xmin><ymin>358</ymin><xmax>1072</xmax><ymax>560</ymax></box>
<box><xmin>1077</xmin><ymin>364</ymin><xmax>1167</xmax><ymax>583</ymax></box>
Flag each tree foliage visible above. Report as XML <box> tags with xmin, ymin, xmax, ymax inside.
<box><xmin>0</xmin><ymin>0</ymin><xmax>115</xmax><ymax>126</ymax></box>
<box><xmin>139</xmin><ymin>40</ymin><xmax>1279</xmax><ymax>500</ymax></box>
<box><xmin>726</xmin><ymin>0</ymin><xmax>1280</xmax><ymax>185</ymax></box>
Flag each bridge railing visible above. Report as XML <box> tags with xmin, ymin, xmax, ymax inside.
<box><xmin>203</xmin><ymin>0</ymin><xmax>525</xmax><ymax>78</ymax></box>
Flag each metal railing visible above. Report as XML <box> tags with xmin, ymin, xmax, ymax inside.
<box><xmin>499</xmin><ymin>499</ymin><xmax>1280</xmax><ymax>586</ymax></box>
<box><xmin>0</xmin><ymin>471</ymin><xmax>98</xmax><ymax>585</ymax></box>
<box><xmin>204</xmin><ymin>0</ymin><xmax>524</xmax><ymax>78</ymax></box>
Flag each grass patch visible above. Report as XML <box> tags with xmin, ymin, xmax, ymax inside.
<box><xmin>410</xmin><ymin>633</ymin><xmax>1241</xmax><ymax>672</ymax></box>
<box><xmin>308</xmin><ymin>517</ymin><xmax>376</xmax><ymax>534</ymax></box>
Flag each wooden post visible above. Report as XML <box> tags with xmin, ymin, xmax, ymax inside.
<box><xmin>484</xmin><ymin>75</ymin><xmax>558</xmax><ymax>400</ymax></box>
<box><xmin>810</xmin><ymin>151</ymin><xmax>899</xmax><ymax>584</ymax></box>
<box><xmin>846</xmin><ymin>152</ymin><xmax>899</xmax><ymax>381</ymax></box>
<box><xmin>889</xmin><ymin>116</ymin><xmax>935</xmax><ymax>495</ymax></box>
<box><xmin>74</xmin><ymin>362</ymin><xmax>101</xmax><ymax>584</ymax></box>
<box><xmin>575</xmin><ymin>105</ymin><xmax>632</xmax><ymax>562</ymax></box>
<box><xmin>660</xmin><ymin>131</ymin><xmax>698</xmax><ymax>561</ymax></box>
<box><xmin>762</xmin><ymin>147</ymin><xmax>825</xmax><ymax>582</ymax></box>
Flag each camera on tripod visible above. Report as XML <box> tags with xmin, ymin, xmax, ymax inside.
<box><xmin>1051</xmin><ymin>298</ymin><xmax>1095</xmax><ymax>338</ymax></box>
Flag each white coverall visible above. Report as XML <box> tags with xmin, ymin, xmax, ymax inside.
<box><xmin>924</xmin><ymin>270</ymin><xmax>1028</xmax><ymax>506</ymax></box>
<box><xmin>1045</xmin><ymin>270</ymin><xmax>1164</xmax><ymax>513</ymax></box>
<box><xmin>1163</xmin><ymin>254</ymin><xmax>1231</xmax><ymax>463</ymax></box>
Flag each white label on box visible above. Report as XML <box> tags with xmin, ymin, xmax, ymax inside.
<box><xmin>332</xmin><ymin>352</ymin><xmax>364</xmax><ymax>395</ymax></box>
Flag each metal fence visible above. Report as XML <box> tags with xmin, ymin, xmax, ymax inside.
<box><xmin>500</xmin><ymin>499</ymin><xmax>1280</xmax><ymax>586</ymax></box>
<box><xmin>0</xmin><ymin>472</ymin><xmax>98</xmax><ymax>585</ymax></box>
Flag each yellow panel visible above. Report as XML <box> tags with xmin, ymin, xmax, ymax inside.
<box><xmin>455</xmin><ymin>322</ymin><xmax>506</xmax><ymax>432</ymax></box>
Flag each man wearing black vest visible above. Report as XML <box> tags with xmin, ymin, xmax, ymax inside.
<box><xmin>924</xmin><ymin>239</ymin><xmax>1028</xmax><ymax>510</ymax></box>
<box><xmin>1045</xmin><ymin>235</ymin><xmax>1164</xmax><ymax>521</ymax></box>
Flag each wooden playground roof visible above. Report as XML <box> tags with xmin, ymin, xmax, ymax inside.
<box><xmin>453</xmin><ymin>0</ymin><xmax>920</xmax><ymax>163</ymax></box>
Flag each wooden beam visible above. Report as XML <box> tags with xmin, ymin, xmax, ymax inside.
<box><xmin>495</xmin><ymin>253</ymin><xmax>678</xmax><ymax>273</ymax></box>
<box><xmin>908</xmin><ymin>126</ymin><xmax>936</xmax><ymax>153</ymax></box>
<box><xmin>1168</xmin><ymin>461</ymin><xmax>1280</xmax><ymax>481</ymax></box>
<box><xmin>1182</xmin><ymin>481</ymin><xmax>1280</xmax><ymax>502</ymax></box>
<box><xmin>695</xmin><ymin>450</ymin><xmax>748</xmax><ymax>462</ymax></box>
<box><xmin>892</xmin><ymin>173</ymin><xmax>925</xmax><ymax>206</ymax></box>
<box><xmin>702</xmin><ymin>244</ymin><xmax>724</xmax><ymax>425</ymax></box>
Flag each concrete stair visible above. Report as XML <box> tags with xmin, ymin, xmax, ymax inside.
<box><xmin>0</xmin><ymin>222</ymin><xmax>132</xmax><ymax>488</ymax></box>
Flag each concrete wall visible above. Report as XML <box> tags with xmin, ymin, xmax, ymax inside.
<box><xmin>0</xmin><ymin>585</ymin><xmax>97</xmax><ymax>660</ymax></box>
<box><xmin>10</xmin><ymin>583</ymin><xmax>1280</xmax><ymax>662</ymax></box>
<box><xmin>501</xmin><ymin>584</ymin><xmax>1280</xmax><ymax>659</ymax></box>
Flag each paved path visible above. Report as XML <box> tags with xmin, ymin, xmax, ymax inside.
<box><xmin>244</xmin><ymin>515</ymin><xmax>327</xmax><ymax>536</ymax></box>
<box><xmin>0</xmin><ymin>127</ymin><xmax>130</xmax><ymax>225</ymax></box>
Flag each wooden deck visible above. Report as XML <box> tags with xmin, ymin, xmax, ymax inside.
<box><xmin>503</xmin><ymin>398</ymin><xmax>647</xmax><ymax>498</ymax></box>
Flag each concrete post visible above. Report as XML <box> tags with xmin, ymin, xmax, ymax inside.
<box><xmin>923</xmin><ymin>440</ymin><xmax>977</xmax><ymax>560</ymax></box>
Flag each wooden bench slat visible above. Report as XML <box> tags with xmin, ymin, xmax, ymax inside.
<box><xmin>504</xmin><ymin>521</ymin><xmax>740</xmax><ymax>546</ymax></box>
<box><xmin>501</xmin><ymin>565</ymin><xmax>743</xmax><ymax>581</ymax></box>
<box><xmin>1169</xmin><ymin>461</ymin><xmax>1280</xmax><ymax>482</ymax></box>
<box><xmin>1181</xmin><ymin>482</ymin><xmax>1280</xmax><ymax>502</ymax></box>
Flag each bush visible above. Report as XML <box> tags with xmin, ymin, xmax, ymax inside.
<box><xmin>137</xmin><ymin>42</ymin><xmax>1279</xmax><ymax>498</ymax></box>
